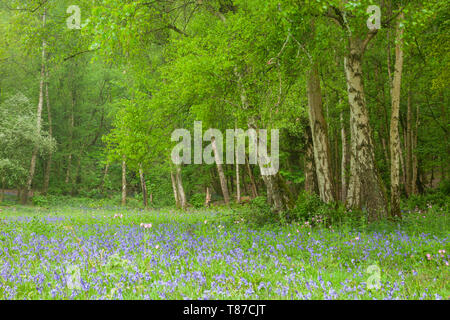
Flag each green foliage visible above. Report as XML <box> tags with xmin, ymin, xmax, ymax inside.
<box><xmin>0</xmin><ymin>93</ymin><xmax>56</xmax><ymax>187</ymax></box>
<box><xmin>402</xmin><ymin>191</ymin><xmax>450</xmax><ymax>211</ymax></box>
<box><xmin>286</xmin><ymin>191</ymin><xmax>326</xmax><ymax>222</ymax></box>
<box><xmin>234</xmin><ymin>196</ymin><xmax>279</xmax><ymax>227</ymax></box>
<box><xmin>189</xmin><ymin>193</ymin><xmax>205</xmax><ymax>209</ymax></box>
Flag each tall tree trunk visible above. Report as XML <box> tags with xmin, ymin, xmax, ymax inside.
<box><xmin>256</xmin><ymin>128</ymin><xmax>285</xmax><ymax>211</ymax></box>
<box><xmin>100</xmin><ymin>162</ymin><xmax>109</xmax><ymax>192</ymax></box>
<box><xmin>235</xmin><ymin>120</ymin><xmax>241</xmax><ymax>203</ymax></box>
<box><xmin>176</xmin><ymin>165</ymin><xmax>187</xmax><ymax>209</ymax></box>
<box><xmin>340</xmin><ymin>111</ymin><xmax>349</xmax><ymax>203</ymax></box>
<box><xmin>43</xmin><ymin>67</ymin><xmax>52</xmax><ymax>195</ymax></box>
<box><xmin>304</xmin><ymin>126</ymin><xmax>319</xmax><ymax>195</ymax></box>
<box><xmin>205</xmin><ymin>187</ymin><xmax>211</xmax><ymax>207</ymax></box>
<box><xmin>171</xmin><ymin>170</ymin><xmax>180</xmax><ymax>208</ymax></box>
<box><xmin>23</xmin><ymin>9</ymin><xmax>47</xmax><ymax>204</ymax></box>
<box><xmin>306</xmin><ymin>64</ymin><xmax>335</xmax><ymax>203</ymax></box>
<box><xmin>65</xmin><ymin>92</ymin><xmax>75</xmax><ymax>184</ymax></box>
<box><xmin>334</xmin><ymin>128</ymin><xmax>340</xmax><ymax>200</ymax></box>
<box><xmin>405</xmin><ymin>89</ymin><xmax>413</xmax><ymax>196</ymax></box>
<box><xmin>412</xmin><ymin>104</ymin><xmax>419</xmax><ymax>194</ymax></box>
<box><xmin>139</xmin><ymin>163</ymin><xmax>148</xmax><ymax>207</ymax></box>
<box><xmin>121</xmin><ymin>156</ymin><xmax>126</xmax><ymax>206</ymax></box>
<box><xmin>235</xmin><ymin>68</ymin><xmax>285</xmax><ymax>210</ymax></box>
<box><xmin>235</xmin><ymin>162</ymin><xmax>241</xmax><ymax>203</ymax></box>
<box><xmin>228</xmin><ymin>166</ymin><xmax>234</xmax><ymax>194</ymax></box>
<box><xmin>344</xmin><ymin>38</ymin><xmax>387</xmax><ymax>219</ymax></box>
<box><xmin>241</xmin><ymin>166</ymin><xmax>249</xmax><ymax>196</ymax></box>
<box><xmin>389</xmin><ymin>12</ymin><xmax>405</xmax><ymax>218</ymax></box>
<box><xmin>375</xmin><ymin>63</ymin><xmax>390</xmax><ymax>166</ymax></box>
<box><xmin>440</xmin><ymin>92</ymin><xmax>448</xmax><ymax>182</ymax></box>
<box><xmin>211</xmin><ymin>136</ymin><xmax>230</xmax><ymax>204</ymax></box>
<box><xmin>245</xmin><ymin>155</ymin><xmax>258</xmax><ymax>198</ymax></box>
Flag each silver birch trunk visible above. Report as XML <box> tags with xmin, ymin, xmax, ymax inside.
<box><xmin>306</xmin><ymin>64</ymin><xmax>335</xmax><ymax>203</ymax></box>
<box><xmin>389</xmin><ymin>13</ymin><xmax>404</xmax><ymax>217</ymax></box>
<box><xmin>23</xmin><ymin>9</ymin><xmax>46</xmax><ymax>204</ymax></box>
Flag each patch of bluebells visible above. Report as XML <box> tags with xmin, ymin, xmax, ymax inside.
<box><xmin>0</xmin><ymin>209</ymin><xmax>448</xmax><ymax>300</ymax></box>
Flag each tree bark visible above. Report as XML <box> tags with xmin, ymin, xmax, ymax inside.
<box><xmin>256</xmin><ymin>128</ymin><xmax>285</xmax><ymax>211</ymax></box>
<box><xmin>100</xmin><ymin>162</ymin><xmax>109</xmax><ymax>192</ymax></box>
<box><xmin>23</xmin><ymin>9</ymin><xmax>47</xmax><ymax>204</ymax></box>
<box><xmin>389</xmin><ymin>12</ymin><xmax>405</xmax><ymax>218</ymax></box>
<box><xmin>43</xmin><ymin>66</ymin><xmax>52</xmax><ymax>195</ymax></box>
<box><xmin>304</xmin><ymin>125</ymin><xmax>318</xmax><ymax>195</ymax></box>
<box><xmin>344</xmin><ymin>38</ymin><xmax>387</xmax><ymax>219</ymax></box>
<box><xmin>340</xmin><ymin>111</ymin><xmax>349</xmax><ymax>203</ymax></box>
<box><xmin>65</xmin><ymin>91</ymin><xmax>75</xmax><ymax>184</ymax></box>
<box><xmin>412</xmin><ymin>104</ymin><xmax>419</xmax><ymax>194</ymax></box>
<box><xmin>235</xmin><ymin>68</ymin><xmax>285</xmax><ymax>210</ymax></box>
<box><xmin>405</xmin><ymin>89</ymin><xmax>413</xmax><ymax>196</ymax></box>
<box><xmin>235</xmin><ymin>162</ymin><xmax>241</xmax><ymax>203</ymax></box>
<box><xmin>306</xmin><ymin>64</ymin><xmax>335</xmax><ymax>203</ymax></box>
<box><xmin>375</xmin><ymin>63</ymin><xmax>390</xmax><ymax>166</ymax></box>
<box><xmin>205</xmin><ymin>187</ymin><xmax>211</xmax><ymax>207</ymax></box>
<box><xmin>176</xmin><ymin>165</ymin><xmax>187</xmax><ymax>209</ymax></box>
<box><xmin>171</xmin><ymin>170</ymin><xmax>180</xmax><ymax>208</ymax></box>
<box><xmin>235</xmin><ymin>121</ymin><xmax>241</xmax><ymax>203</ymax></box>
<box><xmin>211</xmin><ymin>136</ymin><xmax>230</xmax><ymax>204</ymax></box>
<box><xmin>121</xmin><ymin>156</ymin><xmax>126</xmax><ymax>206</ymax></box>
<box><xmin>245</xmin><ymin>155</ymin><xmax>258</xmax><ymax>198</ymax></box>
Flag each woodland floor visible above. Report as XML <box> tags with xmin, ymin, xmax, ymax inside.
<box><xmin>0</xmin><ymin>205</ymin><xmax>448</xmax><ymax>300</ymax></box>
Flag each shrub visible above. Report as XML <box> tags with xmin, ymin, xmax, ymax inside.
<box><xmin>403</xmin><ymin>191</ymin><xmax>449</xmax><ymax>211</ymax></box>
<box><xmin>31</xmin><ymin>195</ymin><xmax>49</xmax><ymax>207</ymax></box>
<box><xmin>284</xmin><ymin>191</ymin><xmax>324</xmax><ymax>222</ymax></box>
<box><xmin>235</xmin><ymin>196</ymin><xmax>278</xmax><ymax>227</ymax></box>
<box><xmin>190</xmin><ymin>193</ymin><xmax>206</xmax><ymax>209</ymax></box>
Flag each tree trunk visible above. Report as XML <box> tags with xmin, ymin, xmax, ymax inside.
<box><xmin>121</xmin><ymin>156</ymin><xmax>126</xmax><ymax>206</ymax></box>
<box><xmin>171</xmin><ymin>170</ymin><xmax>180</xmax><ymax>208</ymax></box>
<box><xmin>235</xmin><ymin>162</ymin><xmax>241</xmax><ymax>203</ymax></box>
<box><xmin>245</xmin><ymin>155</ymin><xmax>258</xmax><ymax>198</ymax></box>
<box><xmin>139</xmin><ymin>163</ymin><xmax>148</xmax><ymax>207</ymax></box>
<box><xmin>344</xmin><ymin>39</ymin><xmax>387</xmax><ymax>219</ymax></box>
<box><xmin>304</xmin><ymin>126</ymin><xmax>318</xmax><ymax>195</ymax></box>
<box><xmin>23</xmin><ymin>9</ymin><xmax>46</xmax><ymax>204</ymax></box>
<box><xmin>389</xmin><ymin>12</ymin><xmax>404</xmax><ymax>218</ymax></box>
<box><xmin>43</xmin><ymin>67</ymin><xmax>52</xmax><ymax>195</ymax></box>
<box><xmin>241</xmin><ymin>167</ymin><xmax>249</xmax><ymax>196</ymax></box>
<box><xmin>236</xmin><ymin>68</ymin><xmax>285</xmax><ymax>210</ymax></box>
<box><xmin>211</xmin><ymin>136</ymin><xmax>230</xmax><ymax>204</ymax></box>
<box><xmin>306</xmin><ymin>64</ymin><xmax>335</xmax><ymax>203</ymax></box>
<box><xmin>65</xmin><ymin>92</ymin><xmax>75</xmax><ymax>184</ymax></box>
<box><xmin>375</xmin><ymin>63</ymin><xmax>390</xmax><ymax>166</ymax></box>
<box><xmin>405</xmin><ymin>89</ymin><xmax>413</xmax><ymax>196</ymax></box>
<box><xmin>235</xmin><ymin>121</ymin><xmax>241</xmax><ymax>203</ymax></box>
<box><xmin>256</xmin><ymin>128</ymin><xmax>285</xmax><ymax>211</ymax></box>
<box><xmin>412</xmin><ymin>104</ymin><xmax>419</xmax><ymax>194</ymax></box>
<box><xmin>100</xmin><ymin>162</ymin><xmax>109</xmax><ymax>192</ymax></box>
<box><xmin>340</xmin><ymin>111</ymin><xmax>349</xmax><ymax>203</ymax></box>
<box><xmin>334</xmin><ymin>128</ymin><xmax>340</xmax><ymax>200</ymax></box>
<box><xmin>205</xmin><ymin>187</ymin><xmax>211</xmax><ymax>207</ymax></box>
<box><xmin>176</xmin><ymin>165</ymin><xmax>187</xmax><ymax>209</ymax></box>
